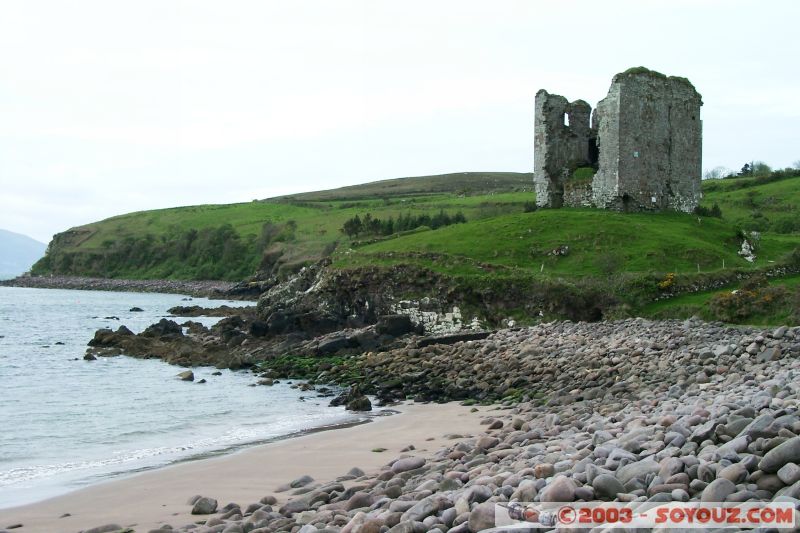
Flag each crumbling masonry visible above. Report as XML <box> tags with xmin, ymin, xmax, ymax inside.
<box><xmin>534</xmin><ymin>67</ymin><xmax>703</xmax><ymax>212</ymax></box>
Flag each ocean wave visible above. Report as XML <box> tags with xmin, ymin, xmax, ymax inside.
<box><xmin>0</xmin><ymin>424</ymin><xmax>285</xmax><ymax>487</ymax></box>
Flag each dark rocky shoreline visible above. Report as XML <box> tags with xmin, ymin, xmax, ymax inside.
<box><xmin>0</xmin><ymin>275</ymin><xmax>256</xmax><ymax>300</ymax></box>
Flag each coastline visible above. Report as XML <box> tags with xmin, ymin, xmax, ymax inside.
<box><xmin>0</xmin><ymin>275</ymin><xmax>254</xmax><ymax>300</ymax></box>
<box><xmin>0</xmin><ymin>402</ymin><xmax>491</xmax><ymax>533</ymax></box>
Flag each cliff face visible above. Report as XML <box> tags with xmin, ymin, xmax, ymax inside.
<box><xmin>254</xmin><ymin>260</ymin><xmax>616</xmax><ymax>339</ymax></box>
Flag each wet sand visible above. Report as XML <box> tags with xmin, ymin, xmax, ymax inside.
<box><xmin>1</xmin><ymin>402</ymin><xmax>492</xmax><ymax>533</ymax></box>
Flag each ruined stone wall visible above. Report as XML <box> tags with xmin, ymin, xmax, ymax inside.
<box><xmin>665</xmin><ymin>79</ymin><xmax>703</xmax><ymax>212</ymax></box>
<box><xmin>591</xmin><ymin>83</ymin><xmax>622</xmax><ymax>209</ymax></box>
<box><xmin>597</xmin><ymin>70</ymin><xmax>702</xmax><ymax>212</ymax></box>
<box><xmin>533</xmin><ymin>90</ymin><xmax>595</xmax><ymax>208</ymax></box>
<box><xmin>563</xmin><ymin>182</ymin><xmax>594</xmax><ymax>208</ymax></box>
<box><xmin>536</xmin><ymin>67</ymin><xmax>703</xmax><ymax>214</ymax></box>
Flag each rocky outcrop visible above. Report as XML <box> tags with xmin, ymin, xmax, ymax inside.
<box><xmin>167</xmin><ymin>305</ymin><xmax>245</xmax><ymax>317</ymax></box>
<box><xmin>329</xmin><ymin>386</ymin><xmax>373</xmax><ymax>412</ymax></box>
<box><xmin>83</xmin><ymin>310</ymin><xmax>414</xmax><ymax>370</ymax></box>
<box><xmin>254</xmin><ymin>261</ymin><xmax>615</xmax><ymax>342</ymax></box>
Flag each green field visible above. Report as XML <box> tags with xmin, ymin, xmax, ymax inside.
<box><xmin>702</xmin><ymin>174</ymin><xmax>800</xmax><ymax>233</ymax></box>
<box><xmin>337</xmin><ymin>209</ymin><xmax>795</xmax><ymax>278</ymax></box>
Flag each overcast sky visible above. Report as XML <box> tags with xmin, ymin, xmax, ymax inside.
<box><xmin>1</xmin><ymin>0</ymin><xmax>798</xmax><ymax>243</ymax></box>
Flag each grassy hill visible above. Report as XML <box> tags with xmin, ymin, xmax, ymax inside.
<box><xmin>702</xmin><ymin>174</ymin><xmax>800</xmax><ymax>234</ymax></box>
<box><xmin>32</xmin><ymin>172</ymin><xmax>533</xmax><ymax>280</ymax></box>
<box><xmin>31</xmin><ymin>170</ymin><xmax>800</xmax><ymax>323</ymax></box>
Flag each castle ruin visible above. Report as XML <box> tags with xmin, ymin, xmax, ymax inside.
<box><xmin>533</xmin><ymin>67</ymin><xmax>703</xmax><ymax>213</ymax></box>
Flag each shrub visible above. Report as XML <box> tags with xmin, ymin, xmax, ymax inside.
<box><xmin>708</xmin><ymin>275</ymin><xmax>787</xmax><ymax>323</ymax></box>
<box><xmin>658</xmin><ymin>272</ymin><xmax>676</xmax><ymax>290</ymax></box>
<box><xmin>342</xmin><ymin>210</ymin><xmax>466</xmax><ymax>238</ymax></box>
<box><xmin>693</xmin><ymin>203</ymin><xmax>723</xmax><ymax>218</ymax></box>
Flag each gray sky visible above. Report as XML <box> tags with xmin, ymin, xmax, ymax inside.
<box><xmin>1</xmin><ymin>0</ymin><xmax>798</xmax><ymax>243</ymax></box>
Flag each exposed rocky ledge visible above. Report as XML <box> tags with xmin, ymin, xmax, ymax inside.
<box><xmin>0</xmin><ymin>274</ymin><xmax>253</xmax><ymax>300</ymax></box>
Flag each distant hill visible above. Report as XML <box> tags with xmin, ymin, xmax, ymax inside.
<box><xmin>0</xmin><ymin>229</ymin><xmax>47</xmax><ymax>279</ymax></box>
<box><xmin>279</xmin><ymin>172</ymin><xmax>532</xmax><ymax>201</ymax></box>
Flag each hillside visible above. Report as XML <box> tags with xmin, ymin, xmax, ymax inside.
<box><xmin>0</xmin><ymin>229</ymin><xmax>46</xmax><ymax>279</ymax></box>
<box><xmin>28</xmin><ymin>171</ymin><xmax>800</xmax><ymax>323</ymax></box>
<box><xmin>702</xmin><ymin>173</ymin><xmax>800</xmax><ymax>233</ymax></box>
<box><xmin>31</xmin><ymin>172</ymin><xmax>533</xmax><ymax>281</ymax></box>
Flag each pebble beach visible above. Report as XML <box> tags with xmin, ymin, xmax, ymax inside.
<box><xmin>4</xmin><ymin>318</ymin><xmax>800</xmax><ymax>532</ymax></box>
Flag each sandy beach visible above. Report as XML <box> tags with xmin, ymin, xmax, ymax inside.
<box><xmin>1</xmin><ymin>402</ymin><xmax>492</xmax><ymax>533</ymax></box>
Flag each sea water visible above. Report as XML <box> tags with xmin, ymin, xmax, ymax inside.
<box><xmin>0</xmin><ymin>287</ymin><xmax>358</xmax><ymax>508</ymax></box>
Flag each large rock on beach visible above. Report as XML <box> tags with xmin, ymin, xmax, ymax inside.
<box><xmin>759</xmin><ymin>437</ymin><xmax>800</xmax><ymax>473</ymax></box>
<box><xmin>391</xmin><ymin>457</ymin><xmax>426</xmax><ymax>474</ymax></box>
<box><xmin>191</xmin><ymin>496</ymin><xmax>218</xmax><ymax>514</ymax></box>
<box><xmin>177</xmin><ymin>370</ymin><xmax>194</xmax><ymax>381</ymax></box>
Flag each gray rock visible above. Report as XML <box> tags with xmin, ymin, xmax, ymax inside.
<box><xmin>772</xmin><ymin>326</ymin><xmax>789</xmax><ymax>339</ymax></box>
<box><xmin>540</xmin><ymin>475</ymin><xmax>577</xmax><ymax>503</ymax></box>
<box><xmin>592</xmin><ymin>474</ymin><xmax>626</xmax><ymax>499</ymax></box>
<box><xmin>738</xmin><ymin>414</ymin><xmax>776</xmax><ymax>439</ymax></box>
<box><xmin>475</xmin><ymin>436</ymin><xmax>499</xmax><ymax>450</ymax></box>
<box><xmin>177</xmin><ymin>370</ymin><xmax>194</xmax><ymax>381</ymax></box>
<box><xmin>401</xmin><ymin>496</ymin><xmax>440</xmax><ymax>523</ymax></box>
<box><xmin>386</xmin><ymin>521</ymin><xmax>420</xmax><ymax>533</ymax></box>
<box><xmin>345</xmin><ymin>491</ymin><xmax>374</xmax><ymax>511</ymax></box>
<box><xmin>759</xmin><ymin>437</ymin><xmax>800</xmax><ymax>473</ymax></box>
<box><xmin>291</xmin><ymin>474</ymin><xmax>315</xmax><ymax>488</ymax></box>
<box><xmin>191</xmin><ymin>496</ymin><xmax>218</xmax><ymax>514</ymax></box>
<box><xmin>391</xmin><ymin>457</ymin><xmax>426</xmax><ymax>474</ymax></box>
<box><xmin>757</xmin><ymin>346</ymin><xmax>781</xmax><ymax>363</ymax></box>
<box><xmin>467</xmin><ymin>502</ymin><xmax>495</xmax><ymax>532</ymax></box>
<box><xmin>701</xmin><ymin>478</ymin><xmax>737</xmax><ymax>502</ymax></box>
<box><xmin>82</xmin><ymin>526</ymin><xmax>124</xmax><ymax>533</ymax></box>
<box><xmin>279</xmin><ymin>498</ymin><xmax>310</xmax><ymax>515</ymax></box>
<box><xmin>616</xmin><ymin>458</ymin><xmax>660</xmax><ymax>485</ymax></box>
<box><xmin>348</xmin><ymin>467</ymin><xmax>366</xmax><ymax>477</ymax></box>
<box><xmin>778</xmin><ymin>463</ymin><xmax>800</xmax><ymax>485</ymax></box>
<box><xmin>717</xmin><ymin>463</ymin><xmax>747</xmax><ymax>483</ymax></box>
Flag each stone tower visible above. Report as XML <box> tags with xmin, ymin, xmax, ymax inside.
<box><xmin>533</xmin><ymin>67</ymin><xmax>703</xmax><ymax>213</ymax></box>
<box><xmin>533</xmin><ymin>91</ymin><xmax>597</xmax><ymax>208</ymax></box>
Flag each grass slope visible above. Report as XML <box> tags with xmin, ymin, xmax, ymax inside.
<box><xmin>32</xmin><ymin>170</ymin><xmax>800</xmax><ymax>325</ymax></box>
<box><xmin>337</xmin><ymin>209</ymin><xmax>795</xmax><ymax>278</ymax></box>
<box><xmin>702</xmin><ymin>174</ymin><xmax>800</xmax><ymax>233</ymax></box>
